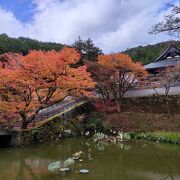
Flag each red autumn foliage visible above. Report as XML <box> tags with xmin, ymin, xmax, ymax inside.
<box><xmin>87</xmin><ymin>53</ymin><xmax>147</xmax><ymax>112</ymax></box>
<box><xmin>0</xmin><ymin>47</ymin><xmax>95</xmax><ymax>129</ymax></box>
<box><xmin>94</xmin><ymin>99</ymin><xmax>117</xmax><ymax>113</ymax></box>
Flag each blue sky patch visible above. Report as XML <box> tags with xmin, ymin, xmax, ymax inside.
<box><xmin>0</xmin><ymin>0</ymin><xmax>36</xmax><ymax>22</ymax></box>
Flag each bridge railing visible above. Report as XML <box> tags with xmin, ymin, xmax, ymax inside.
<box><xmin>12</xmin><ymin>98</ymin><xmax>87</xmax><ymax>130</ymax></box>
<box><xmin>33</xmin><ymin>99</ymin><xmax>85</xmax><ymax>123</ymax></box>
<box><xmin>38</xmin><ymin>99</ymin><xmax>76</xmax><ymax>114</ymax></box>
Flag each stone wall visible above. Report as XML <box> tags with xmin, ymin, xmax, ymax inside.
<box><xmin>123</xmin><ymin>94</ymin><xmax>180</xmax><ymax>105</ymax></box>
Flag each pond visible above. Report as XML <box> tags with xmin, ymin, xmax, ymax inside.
<box><xmin>0</xmin><ymin>138</ymin><xmax>180</xmax><ymax>180</ymax></box>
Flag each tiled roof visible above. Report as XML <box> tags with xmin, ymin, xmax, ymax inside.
<box><xmin>155</xmin><ymin>45</ymin><xmax>180</xmax><ymax>62</ymax></box>
<box><xmin>144</xmin><ymin>58</ymin><xmax>180</xmax><ymax>69</ymax></box>
<box><xmin>144</xmin><ymin>45</ymin><xmax>180</xmax><ymax>70</ymax></box>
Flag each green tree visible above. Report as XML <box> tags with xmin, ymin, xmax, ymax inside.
<box><xmin>73</xmin><ymin>36</ymin><xmax>102</xmax><ymax>66</ymax></box>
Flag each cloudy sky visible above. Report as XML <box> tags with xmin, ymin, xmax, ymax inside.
<box><xmin>0</xmin><ymin>0</ymin><xmax>178</xmax><ymax>53</ymax></box>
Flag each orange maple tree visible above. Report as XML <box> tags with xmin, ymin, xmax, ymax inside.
<box><xmin>96</xmin><ymin>53</ymin><xmax>147</xmax><ymax>112</ymax></box>
<box><xmin>0</xmin><ymin>47</ymin><xmax>95</xmax><ymax>129</ymax></box>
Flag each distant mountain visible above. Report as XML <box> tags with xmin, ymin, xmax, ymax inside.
<box><xmin>123</xmin><ymin>41</ymin><xmax>180</xmax><ymax>65</ymax></box>
<box><xmin>0</xmin><ymin>34</ymin><xmax>64</xmax><ymax>55</ymax></box>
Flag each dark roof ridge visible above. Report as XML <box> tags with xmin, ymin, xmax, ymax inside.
<box><xmin>155</xmin><ymin>45</ymin><xmax>180</xmax><ymax>62</ymax></box>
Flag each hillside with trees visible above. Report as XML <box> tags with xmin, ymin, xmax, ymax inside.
<box><xmin>124</xmin><ymin>41</ymin><xmax>180</xmax><ymax>65</ymax></box>
<box><xmin>0</xmin><ymin>34</ymin><xmax>180</xmax><ymax>66</ymax></box>
<box><xmin>0</xmin><ymin>34</ymin><xmax>64</xmax><ymax>55</ymax></box>
<box><xmin>0</xmin><ymin>34</ymin><xmax>102</xmax><ymax>66</ymax></box>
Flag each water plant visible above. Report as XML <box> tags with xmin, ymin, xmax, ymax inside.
<box><xmin>123</xmin><ymin>133</ymin><xmax>131</xmax><ymax>140</ymax></box>
<box><xmin>93</xmin><ymin>132</ymin><xmax>105</xmax><ymax>142</ymax></box>
<box><xmin>93</xmin><ymin>131</ymin><xmax>132</xmax><ymax>144</ymax></box>
<box><xmin>72</xmin><ymin>151</ymin><xmax>83</xmax><ymax>160</ymax></box>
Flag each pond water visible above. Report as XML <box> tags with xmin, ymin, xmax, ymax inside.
<box><xmin>0</xmin><ymin>138</ymin><xmax>180</xmax><ymax>180</ymax></box>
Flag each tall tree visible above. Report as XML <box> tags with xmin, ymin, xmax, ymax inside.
<box><xmin>87</xmin><ymin>61</ymin><xmax>114</xmax><ymax>102</ymax></box>
<box><xmin>73</xmin><ymin>36</ymin><xmax>102</xmax><ymax>66</ymax></box>
<box><xmin>150</xmin><ymin>3</ymin><xmax>180</xmax><ymax>37</ymax></box>
<box><xmin>88</xmin><ymin>53</ymin><xmax>147</xmax><ymax>112</ymax></box>
<box><xmin>0</xmin><ymin>47</ymin><xmax>95</xmax><ymax>129</ymax></box>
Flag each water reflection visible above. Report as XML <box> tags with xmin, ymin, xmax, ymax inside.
<box><xmin>0</xmin><ymin>139</ymin><xmax>179</xmax><ymax>180</ymax></box>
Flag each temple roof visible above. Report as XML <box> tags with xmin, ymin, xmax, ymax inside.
<box><xmin>155</xmin><ymin>45</ymin><xmax>180</xmax><ymax>62</ymax></box>
<box><xmin>144</xmin><ymin>58</ymin><xmax>178</xmax><ymax>69</ymax></box>
<box><xmin>144</xmin><ymin>45</ymin><xmax>180</xmax><ymax>70</ymax></box>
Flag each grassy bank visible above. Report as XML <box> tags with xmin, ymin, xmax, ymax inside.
<box><xmin>100</xmin><ymin>108</ymin><xmax>180</xmax><ymax>144</ymax></box>
<box><xmin>130</xmin><ymin>131</ymin><xmax>180</xmax><ymax>144</ymax></box>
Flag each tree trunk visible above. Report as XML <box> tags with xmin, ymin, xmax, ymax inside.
<box><xmin>163</xmin><ymin>85</ymin><xmax>170</xmax><ymax>113</ymax></box>
<box><xmin>116</xmin><ymin>99</ymin><xmax>121</xmax><ymax>113</ymax></box>
<box><xmin>117</xmin><ymin>70</ymin><xmax>122</xmax><ymax>113</ymax></box>
<box><xmin>114</xmin><ymin>85</ymin><xmax>121</xmax><ymax>113</ymax></box>
<box><xmin>21</xmin><ymin>120</ymin><xmax>28</xmax><ymax>129</ymax></box>
<box><xmin>20</xmin><ymin>112</ymin><xmax>29</xmax><ymax>129</ymax></box>
<box><xmin>20</xmin><ymin>108</ymin><xmax>41</xmax><ymax>129</ymax></box>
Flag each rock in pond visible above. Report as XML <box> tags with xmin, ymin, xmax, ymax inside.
<box><xmin>60</xmin><ymin>168</ymin><xmax>70</xmax><ymax>172</ymax></box>
<box><xmin>63</xmin><ymin>158</ymin><xmax>75</xmax><ymax>167</ymax></box>
<box><xmin>79</xmin><ymin>169</ymin><xmax>90</xmax><ymax>174</ymax></box>
<box><xmin>48</xmin><ymin>161</ymin><xmax>61</xmax><ymax>172</ymax></box>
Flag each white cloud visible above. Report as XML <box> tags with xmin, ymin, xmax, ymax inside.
<box><xmin>0</xmin><ymin>8</ymin><xmax>26</xmax><ymax>37</ymax></box>
<box><xmin>0</xmin><ymin>0</ymin><xmax>176</xmax><ymax>53</ymax></box>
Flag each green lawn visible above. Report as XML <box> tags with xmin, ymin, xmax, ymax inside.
<box><xmin>132</xmin><ymin>131</ymin><xmax>180</xmax><ymax>144</ymax></box>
